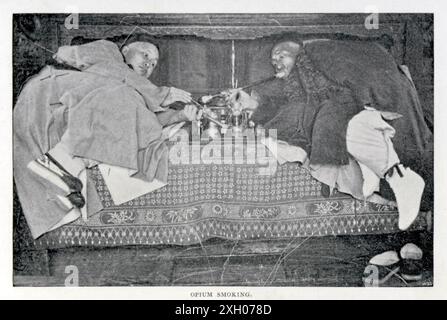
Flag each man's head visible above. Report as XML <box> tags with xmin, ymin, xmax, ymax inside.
<box><xmin>121</xmin><ymin>41</ymin><xmax>159</xmax><ymax>78</ymax></box>
<box><xmin>271</xmin><ymin>41</ymin><xmax>301</xmax><ymax>79</ymax></box>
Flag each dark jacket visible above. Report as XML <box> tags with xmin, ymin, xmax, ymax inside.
<box><xmin>254</xmin><ymin>40</ymin><xmax>432</xmax><ymax>171</ymax></box>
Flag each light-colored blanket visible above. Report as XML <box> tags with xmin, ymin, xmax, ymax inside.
<box><xmin>14</xmin><ymin>40</ymin><xmax>172</xmax><ymax>238</ymax></box>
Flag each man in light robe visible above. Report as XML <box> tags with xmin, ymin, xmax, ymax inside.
<box><xmin>14</xmin><ymin>39</ymin><xmax>200</xmax><ymax>238</ymax></box>
<box><xmin>233</xmin><ymin>40</ymin><xmax>433</xmax><ymax>231</ymax></box>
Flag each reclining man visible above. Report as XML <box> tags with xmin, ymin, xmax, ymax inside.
<box><xmin>232</xmin><ymin>39</ymin><xmax>433</xmax><ymax>231</ymax></box>
<box><xmin>14</xmin><ymin>39</ymin><xmax>201</xmax><ymax>238</ymax></box>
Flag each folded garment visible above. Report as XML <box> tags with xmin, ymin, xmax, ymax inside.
<box><xmin>260</xmin><ymin>136</ymin><xmax>308</xmax><ymax>165</ymax></box>
<box><xmin>98</xmin><ymin>164</ymin><xmax>167</xmax><ymax>205</ymax></box>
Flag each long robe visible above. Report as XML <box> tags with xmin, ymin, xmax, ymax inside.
<box><xmin>253</xmin><ymin>40</ymin><xmax>433</xmax><ymax>208</ymax></box>
<box><xmin>14</xmin><ymin>40</ymin><xmax>171</xmax><ymax>238</ymax></box>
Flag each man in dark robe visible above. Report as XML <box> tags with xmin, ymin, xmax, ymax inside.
<box><xmin>236</xmin><ymin>40</ymin><xmax>433</xmax><ymax>231</ymax></box>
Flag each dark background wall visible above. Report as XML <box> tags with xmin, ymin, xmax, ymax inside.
<box><xmin>13</xmin><ymin>14</ymin><xmax>433</xmax><ymax>130</ymax></box>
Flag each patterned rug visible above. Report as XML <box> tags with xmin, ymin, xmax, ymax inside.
<box><xmin>34</xmin><ymin>160</ymin><xmax>426</xmax><ymax>249</ymax></box>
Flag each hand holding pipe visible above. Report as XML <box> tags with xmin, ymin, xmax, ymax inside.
<box><xmin>199</xmin><ymin>73</ymin><xmax>281</xmax><ymax>104</ymax></box>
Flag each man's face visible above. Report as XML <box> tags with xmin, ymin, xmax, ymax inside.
<box><xmin>123</xmin><ymin>42</ymin><xmax>159</xmax><ymax>78</ymax></box>
<box><xmin>271</xmin><ymin>46</ymin><xmax>297</xmax><ymax>79</ymax></box>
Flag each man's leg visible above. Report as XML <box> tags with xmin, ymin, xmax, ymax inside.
<box><xmin>346</xmin><ymin>109</ymin><xmax>425</xmax><ymax>230</ymax></box>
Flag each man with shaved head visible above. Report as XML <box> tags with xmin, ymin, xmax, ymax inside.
<box><xmin>270</xmin><ymin>41</ymin><xmax>302</xmax><ymax>79</ymax></box>
<box><xmin>236</xmin><ymin>39</ymin><xmax>433</xmax><ymax>231</ymax></box>
<box><xmin>14</xmin><ymin>39</ymin><xmax>201</xmax><ymax>237</ymax></box>
<box><xmin>121</xmin><ymin>42</ymin><xmax>160</xmax><ymax>79</ymax></box>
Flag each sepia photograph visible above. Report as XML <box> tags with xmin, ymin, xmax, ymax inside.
<box><xmin>11</xmin><ymin>10</ymin><xmax>435</xmax><ymax>290</ymax></box>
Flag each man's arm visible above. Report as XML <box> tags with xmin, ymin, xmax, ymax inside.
<box><xmin>156</xmin><ymin>109</ymin><xmax>185</xmax><ymax>126</ymax></box>
<box><xmin>53</xmin><ymin>40</ymin><xmax>123</xmax><ymax>70</ymax></box>
<box><xmin>156</xmin><ymin>105</ymin><xmax>201</xmax><ymax>126</ymax></box>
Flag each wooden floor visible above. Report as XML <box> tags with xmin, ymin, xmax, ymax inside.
<box><xmin>14</xmin><ymin>230</ymin><xmax>433</xmax><ymax>287</ymax></box>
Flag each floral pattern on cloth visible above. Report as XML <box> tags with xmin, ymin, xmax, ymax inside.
<box><xmin>33</xmin><ymin>161</ymin><xmax>426</xmax><ymax>249</ymax></box>
<box><xmin>307</xmin><ymin>201</ymin><xmax>344</xmax><ymax>216</ymax></box>
<box><xmin>162</xmin><ymin>206</ymin><xmax>203</xmax><ymax>223</ymax></box>
<box><xmin>239</xmin><ymin>207</ymin><xmax>281</xmax><ymax>219</ymax></box>
<box><xmin>100</xmin><ymin>210</ymin><xmax>136</xmax><ymax>225</ymax></box>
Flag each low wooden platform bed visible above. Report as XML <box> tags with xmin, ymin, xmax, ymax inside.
<box><xmin>13</xmin><ymin>148</ymin><xmax>432</xmax><ymax>286</ymax></box>
<box><xmin>13</xmin><ymin>14</ymin><xmax>434</xmax><ymax>287</ymax></box>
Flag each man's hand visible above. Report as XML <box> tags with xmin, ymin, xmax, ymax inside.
<box><xmin>161</xmin><ymin>87</ymin><xmax>192</xmax><ymax>106</ymax></box>
<box><xmin>182</xmin><ymin>104</ymin><xmax>203</xmax><ymax>121</ymax></box>
<box><xmin>226</xmin><ymin>89</ymin><xmax>259</xmax><ymax>114</ymax></box>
